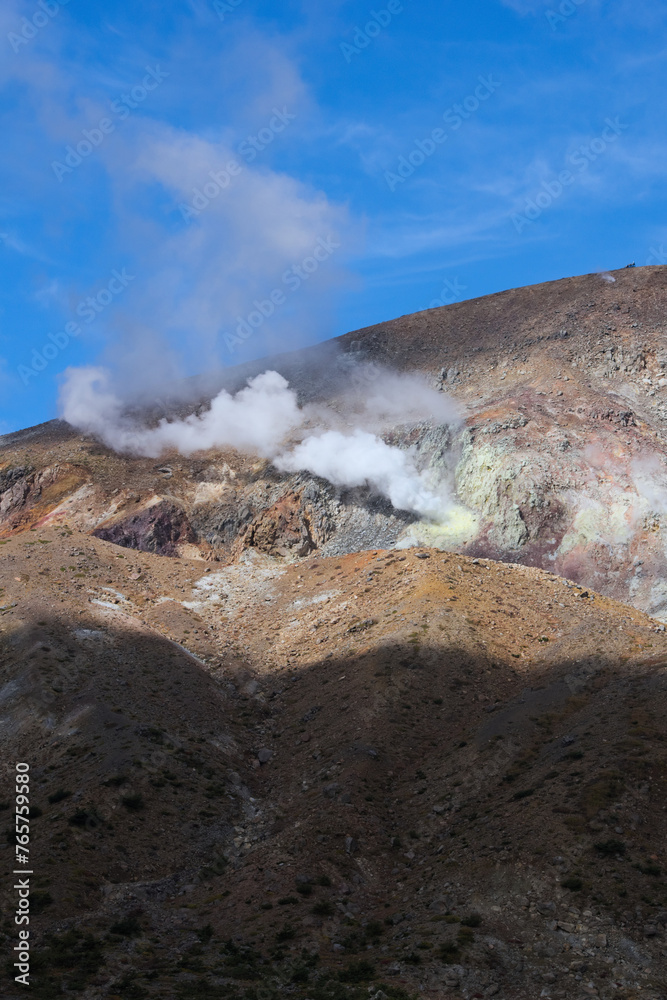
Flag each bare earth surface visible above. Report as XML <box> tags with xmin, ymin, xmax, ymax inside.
<box><xmin>2</xmin><ymin>267</ymin><xmax>667</xmax><ymax>999</ymax></box>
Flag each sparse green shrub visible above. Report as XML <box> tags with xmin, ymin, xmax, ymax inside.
<box><xmin>338</xmin><ymin>959</ymin><xmax>375</xmax><ymax>982</ymax></box>
<box><xmin>31</xmin><ymin>891</ymin><xmax>53</xmax><ymax>914</ymax></box>
<box><xmin>635</xmin><ymin>862</ymin><xmax>662</xmax><ymax>876</ymax></box>
<box><xmin>39</xmin><ymin>929</ymin><xmax>105</xmax><ymax>993</ymax></box>
<box><xmin>312</xmin><ymin>901</ymin><xmax>334</xmax><ymax>916</ymax></box>
<box><xmin>48</xmin><ymin>789</ymin><xmax>72</xmax><ymax>804</ymax></box>
<box><xmin>200</xmin><ymin>854</ymin><xmax>228</xmax><ymax>880</ymax></box>
<box><xmin>594</xmin><ymin>839</ymin><xmax>626</xmax><ymax>856</ymax></box>
<box><xmin>109</xmin><ymin>914</ymin><xmax>142</xmax><ymax>937</ymax></box>
<box><xmin>103</xmin><ymin>774</ymin><xmax>128</xmax><ymax>788</ymax></box>
<box><xmin>68</xmin><ymin>808</ymin><xmax>100</xmax><ymax>828</ymax></box>
<box><xmin>439</xmin><ymin>941</ymin><xmax>461</xmax><ymax>964</ymax></box>
<box><xmin>120</xmin><ymin>794</ymin><xmax>144</xmax><ymax>812</ymax></box>
<box><xmin>276</xmin><ymin>924</ymin><xmax>296</xmax><ymax>942</ymax></box>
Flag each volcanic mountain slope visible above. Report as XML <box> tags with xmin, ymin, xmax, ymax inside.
<box><xmin>2</xmin><ymin>524</ymin><xmax>667</xmax><ymax>999</ymax></box>
<box><xmin>4</xmin><ymin>266</ymin><xmax>667</xmax><ymax>618</ymax></box>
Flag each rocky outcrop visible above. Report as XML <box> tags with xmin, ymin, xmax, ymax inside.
<box><xmin>233</xmin><ymin>489</ymin><xmax>327</xmax><ymax>559</ymax></box>
<box><xmin>92</xmin><ymin>499</ymin><xmax>196</xmax><ymax>556</ymax></box>
<box><xmin>0</xmin><ymin>463</ymin><xmax>86</xmax><ymax>536</ymax></box>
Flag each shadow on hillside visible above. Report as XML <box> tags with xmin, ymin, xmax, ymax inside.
<box><xmin>3</xmin><ymin>615</ymin><xmax>666</xmax><ymax>998</ymax></box>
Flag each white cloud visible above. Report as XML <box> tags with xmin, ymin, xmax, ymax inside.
<box><xmin>93</xmin><ymin>117</ymin><xmax>356</xmax><ymax>394</ymax></box>
<box><xmin>1</xmin><ymin>15</ymin><xmax>359</xmax><ymax>399</ymax></box>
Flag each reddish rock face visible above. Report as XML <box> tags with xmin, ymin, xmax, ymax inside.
<box><xmin>92</xmin><ymin>500</ymin><xmax>196</xmax><ymax>557</ymax></box>
<box><xmin>0</xmin><ymin>464</ymin><xmax>87</xmax><ymax>537</ymax></box>
<box><xmin>234</xmin><ymin>491</ymin><xmax>320</xmax><ymax>559</ymax></box>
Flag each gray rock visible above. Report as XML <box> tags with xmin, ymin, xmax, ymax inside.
<box><xmin>257</xmin><ymin>748</ymin><xmax>273</xmax><ymax>764</ymax></box>
<box><xmin>443</xmin><ymin>964</ymin><xmax>465</xmax><ymax>986</ymax></box>
<box><xmin>537</xmin><ymin>901</ymin><xmax>556</xmax><ymax>914</ymax></box>
<box><xmin>428</xmin><ymin>894</ymin><xmax>454</xmax><ymax>913</ymax></box>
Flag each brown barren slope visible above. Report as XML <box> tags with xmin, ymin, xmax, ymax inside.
<box><xmin>1</xmin><ymin>521</ymin><xmax>667</xmax><ymax>999</ymax></box>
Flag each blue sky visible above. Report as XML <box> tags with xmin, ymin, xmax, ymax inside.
<box><xmin>1</xmin><ymin>0</ymin><xmax>666</xmax><ymax>433</ymax></box>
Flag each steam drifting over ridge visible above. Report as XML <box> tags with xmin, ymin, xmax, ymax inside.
<box><xmin>60</xmin><ymin>366</ymin><xmax>460</xmax><ymax>521</ymax></box>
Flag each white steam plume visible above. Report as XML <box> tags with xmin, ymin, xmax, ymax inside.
<box><xmin>275</xmin><ymin>429</ymin><xmax>448</xmax><ymax>519</ymax></box>
<box><xmin>60</xmin><ymin>365</ymin><xmax>459</xmax><ymax>521</ymax></box>
<box><xmin>61</xmin><ymin>367</ymin><xmax>303</xmax><ymax>459</ymax></box>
